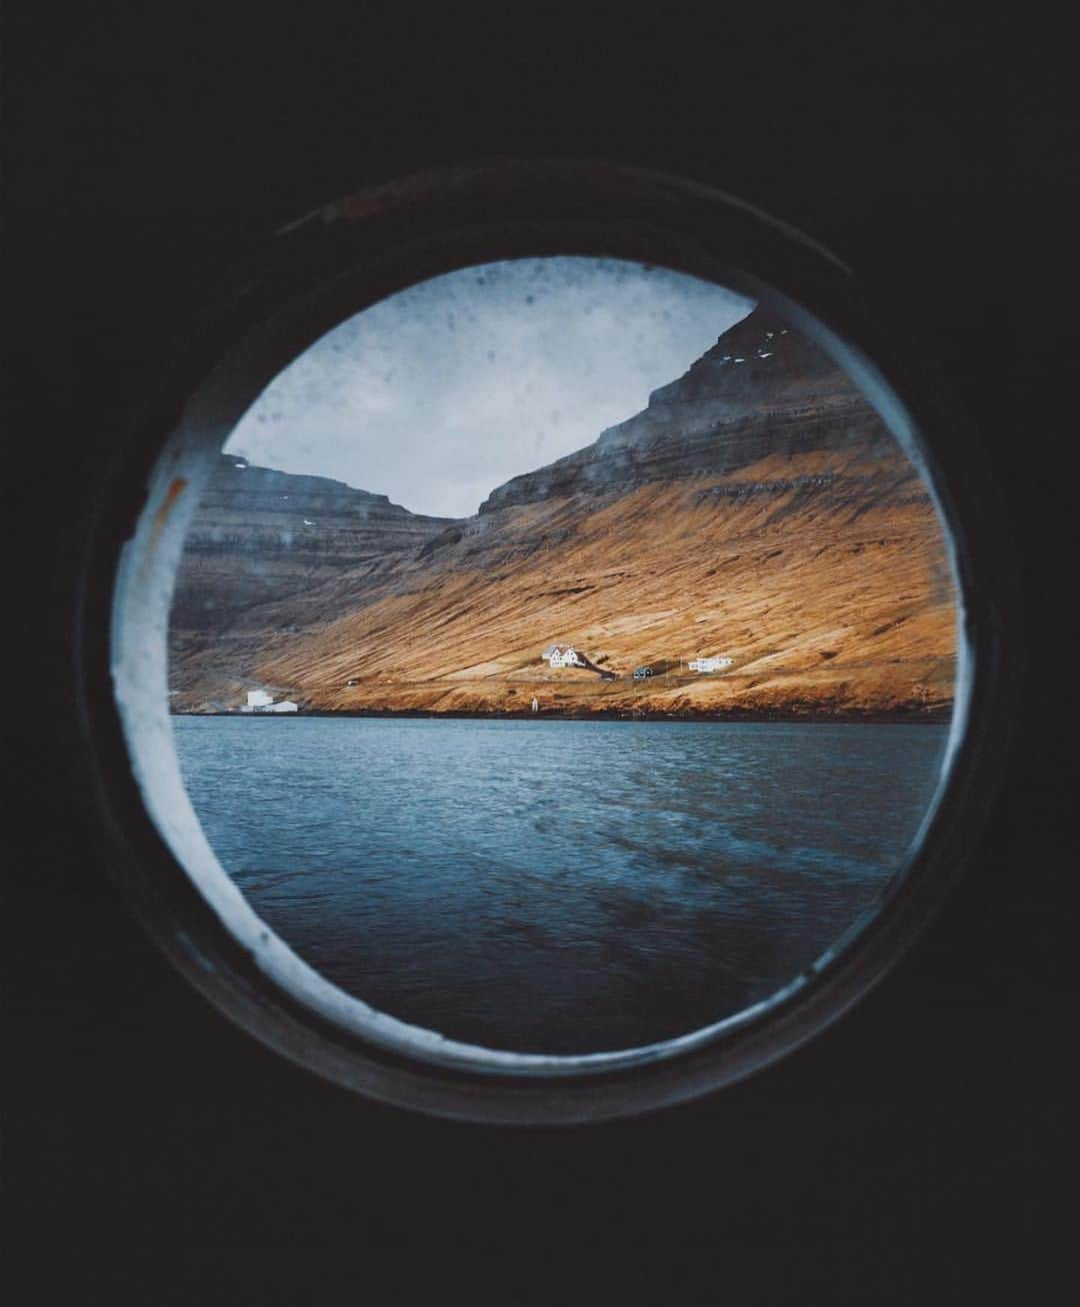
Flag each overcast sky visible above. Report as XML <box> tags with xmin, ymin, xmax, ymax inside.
<box><xmin>225</xmin><ymin>257</ymin><xmax>754</xmax><ymax>519</ymax></box>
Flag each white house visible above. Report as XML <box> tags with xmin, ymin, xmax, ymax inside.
<box><xmin>241</xmin><ymin>689</ymin><xmax>298</xmax><ymax>713</ymax></box>
<box><xmin>542</xmin><ymin>643</ymin><xmax>582</xmax><ymax>669</ymax></box>
<box><xmin>688</xmin><ymin>656</ymin><xmax>733</xmax><ymax>673</ymax></box>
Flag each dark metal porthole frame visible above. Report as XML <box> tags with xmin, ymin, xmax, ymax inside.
<box><xmin>78</xmin><ymin>160</ymin><xmax>1015</xmax><ymax>1124</ymax></box>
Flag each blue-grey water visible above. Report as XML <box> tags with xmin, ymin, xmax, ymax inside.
<box><xmin>172</xmin><ymin>717</ymin><xmax>948</xmax><ymax>1053</ymax></box>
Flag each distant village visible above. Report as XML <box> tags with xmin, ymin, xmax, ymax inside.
<box><xmin>541</xmin><ymin>644</ymin><xmax>733</xmax><ymax>681</ymax></box>
<box><xmin>226</xmin><ymin>643</ymin><xmax>735</xmax><ymax>714</ymax></box>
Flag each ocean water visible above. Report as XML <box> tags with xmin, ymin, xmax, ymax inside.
<box><xmin>172</xmin><ymin>716</ymin><xmax>948</xmax><ymax>1054</ymax></box>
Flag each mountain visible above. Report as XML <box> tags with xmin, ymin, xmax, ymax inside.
<box><xmin>168</xmin><ymin>307</ymin><xmax>956</xmax><ymax>719</ymax></box>
<box><xmin>168</xmin><ymin>460</ymin><xmax>455</xmax><ymax>708</ymax></box>
<box><xmin>479</xmin><ymin>309</ymin><xmax>890</xmax><ymax>512</ymax></box>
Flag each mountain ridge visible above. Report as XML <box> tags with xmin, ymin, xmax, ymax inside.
<box><xmin>477</xmin><ymin>308</ymin><xmax>895</xmax><ymax>514</ymax></box>
<box><xmin>168</xmin><ymin>307</ymin><xmax>956</xmax><ymax>718</ymax></box>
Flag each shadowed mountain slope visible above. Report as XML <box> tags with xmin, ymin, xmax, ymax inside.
<box><xmin>168</xmin><ymin>308</ymin><xmax>956</xmax><ymax>719</ymax></box>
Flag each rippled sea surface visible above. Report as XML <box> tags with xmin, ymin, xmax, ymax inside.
<box><xmin>173</xmin><ymin>716</ymin><xmax>948</xmax><ymax>1053</ymax></box>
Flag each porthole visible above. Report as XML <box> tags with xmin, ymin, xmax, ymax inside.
<box><xmin>88</xmin><ymin>162</ymin><xmax>1006</xmax><ymax>1123</ymax></box>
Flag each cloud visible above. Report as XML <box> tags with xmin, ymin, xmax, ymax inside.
<box><xmin>225</xmin><ymin>257</ymin><xmax>754</xmax><ymax>518</ymax></box>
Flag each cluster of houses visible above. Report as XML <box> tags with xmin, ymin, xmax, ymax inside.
<box><xmin>542</xmin><ymin>645</ymin><xmax>734</xmax><ymax>679</ymax></box>
<box><xmin>243</xmin><ymin>646</ymin><xmax>734</xmax><ymax>711</ymax></box>
<box><xmin>542</xmin><ymin>643</ymin><xmax>584</xmax><ymax>669</ymax></box>
<box><xmin>241</xmin><ymin>689</ymin><xmax>298</xmax><ymax>714</ymax></box>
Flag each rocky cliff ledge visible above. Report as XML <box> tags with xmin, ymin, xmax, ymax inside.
<box><xmin>168</xmin><ymin>459</ymin><xmax>455</xmax><ymax>709</ymax></box>
<box><xmin>172</xmin><ymin>458</ymin><xmax>455</xmax><ymax>632</ymax></box>
<box><xmin>478</xmin><ymin>308</ymin><xmax>893</xmax><ymax>514</ymax></box>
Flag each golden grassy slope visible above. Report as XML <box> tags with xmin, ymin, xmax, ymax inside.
<box><xmin>249</xmin><ymin>446</ymin><xmax>956</xmax><ymax>718</ymax></box>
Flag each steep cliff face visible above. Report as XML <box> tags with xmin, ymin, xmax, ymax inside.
<box><xmin>172</xmin><ymin>457</ymin><xmax>455</xmax><ymax>631</ymax></box>
<box><xmin>478</xmin><ymin>308</ymin><xmax>894</xmax><ymax>513</ymax></box>
<box><xmin>168</xmin><ymin>308</ymin><xmax>956</xmax><ymax>718</ymax></box>
<box><xmin>168</xmin><ymin>458</ymin><xmax>454</xmax><ymax>707</ymax></box>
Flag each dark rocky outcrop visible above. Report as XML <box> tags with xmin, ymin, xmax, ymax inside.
<box><xmin>477</xmin><ymin>308</ymin><xmax>895</xmax><ymax>514</ymax></box>
<box><xmin>171</xmin><ymin>457</ymin><xmax>455</xmax><ymax>633</ymax></box>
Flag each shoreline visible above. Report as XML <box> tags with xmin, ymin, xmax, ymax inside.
<box><xmin>171</xmin><ymin>706</ymin><xmax>952</xmax><ymax>726</ymax></box>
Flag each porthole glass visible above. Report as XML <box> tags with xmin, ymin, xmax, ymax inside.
<box><xmin>163</xmin><ymin>257</ymin><xmax>956</xmax><ymax>1055</ymax></box>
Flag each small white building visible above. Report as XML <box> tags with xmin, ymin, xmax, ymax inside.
<box><xmin>542</xmin><ymin>643</ymin><xmax>582</xmax><ymax>669</ymax></box>
<box><xmin>688</xmin><ymin>656</ymin><xmax>734</xmax><ymax>673</ymax></box>
<box><xmin>241</xmin><ymin>689</ymin><xmax>298</xmax><ymax>713</ymax></box>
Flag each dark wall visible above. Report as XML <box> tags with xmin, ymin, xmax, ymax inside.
<box><xmin>5</xmin><ymin>5</ymin><xmax>1070</xmax><ymax>1301</ymax></box>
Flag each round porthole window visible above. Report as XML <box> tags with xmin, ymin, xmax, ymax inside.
<box><xmin>91</xmin><ymin>162</ymin><xmax>1004</xmax><ymax>1122</ymax></box>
